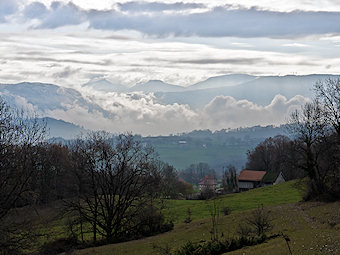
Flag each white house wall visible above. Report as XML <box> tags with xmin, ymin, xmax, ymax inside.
<box><xmin>274</xmin><ymin>172</ymin><xmax>286</xmax><ymax>185</ymax></box>
<box><xmin>238</xmin><ymin>181</ymin><xmax>254</xmax><ymax>189</ymax></box>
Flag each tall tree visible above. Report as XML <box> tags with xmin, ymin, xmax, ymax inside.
<box><xmin>289</xmin><ymin>100</ymin><xmax>331</xmax><ymax>197</ymax></box>
<box><xmin>0</xmin><ymin>97</ymin><xmax>46</xmax><ymax>253</ymax></box>
<box><xmin>314</xmin><ymin>78</ymin><xmax>340</xmax><ymax>135</ymax></box>
<box><xmin>67</xmin><ymin>132</ymin><xmax>162</xmax><ymax>243</ymax></box>
<box><xmin>222</xmin><ymin>165</ymin><xmax>238</xmax><ymax>193</ymax></box>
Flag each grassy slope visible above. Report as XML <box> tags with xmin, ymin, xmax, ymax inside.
<box><xmin>66</xmin><ymin>180</ymin><xmax>340</xmax><ymax>255</ymax></box>
<box><xmin>164</xmin><ymin>180</ymin><xmax>305</xmax><ymax>224</ymax></box>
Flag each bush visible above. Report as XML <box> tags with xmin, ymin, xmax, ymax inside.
<box><xmin>245</xmin><ymin>205</ymin><xmax>272</xmax><ymax>236</ymax></box>
<box><xmin>222</xmin><ymin>206</ymin><xmax>231</xmax><ymax>215</ymax></box>
<box><xmin>236</xmin><ymin>223</ymin><xmax>253</xmax><ymax>237</ymax></box>
<box><xmin>199</xmin><ymin>187</ymin><xmax>216</xmax><ymax>200</ymax></box>
<box><xmin>40</xmin><ymin>237</ymin><xmax>79</xmax><ymax>255</ymax></box>
<box><xmin>134</xmin><ymin>205</ymin><xmax>173</xmax><ymax>238</ymax></box>
<box><xmin>175</xmin><ymin>235</ymin><xmax>269</xmax><ymax>255</ymax></box>
<box><xmin>184</xmin><ymin>208</ymin><xmax>192</xmax><ymax>223</ymax></box>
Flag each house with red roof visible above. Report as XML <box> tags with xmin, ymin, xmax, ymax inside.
<box><xmin>237</xmin><ymin>169</ymin><xmax>286</xmax><ymax>191</ymax></box>
<box><xmin>198</xmin><ymin>175</ymin><xmax>217</xmax><ymax>191</ymax></box>
<box><xmin>237</xmin><ymin>169</ymin><xmax>267</xmax><ymax>191</ymax></box>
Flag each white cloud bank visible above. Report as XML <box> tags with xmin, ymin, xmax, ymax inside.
<box><xmin>201</xmin><ymin>94</ymin><xmax>309</xmax><ymax>131</ymax></box>
<box><xmin>43</xmin><ymin>91</ymin><xmax>309</xmax><ymax>135</ymax></box>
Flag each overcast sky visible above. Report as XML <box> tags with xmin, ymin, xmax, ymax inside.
<box><xmin>0</xmin><ymin>0</ymin><xmax>339</xmax><ymax>135</ymax></box>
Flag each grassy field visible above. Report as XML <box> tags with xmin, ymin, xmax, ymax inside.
<box><xmin>60</xmin><ymin>180</ymin><xmax>340</xmax><ymax>255</ymax></box>
<box><xmin>163</xmin><ymin>180</ymin><xmax>305</xmax><ymax>223</ymax></box>
<box><xmin>23</xmin><ymin>180</ymin><xmax>340</xmax><ymax>255</ymax></box>
<box><xmin>68</xmin><ymin>201</ymin><xmax>340</xmax><ymax>255</ymax></box>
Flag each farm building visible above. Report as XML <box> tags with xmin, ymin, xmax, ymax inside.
<box><xmin>198</xmin><ymin>175</ymin><xmax>217</xmax><ymax>191</ymax></box>
<box><xmin>237</xmin><ymin>169</ymin><xmax>285</xmax><ymax>191</ymax></box>
<box><xmin>262</xmin><ymin>171</ymin><xmax>286</xmax><ymax>186</ymax></box>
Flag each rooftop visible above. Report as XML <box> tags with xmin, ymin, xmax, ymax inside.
<box><xmin>238</xmin><ymin>169</ymin><xmax>267</xmax><ymax>182</ymax></box>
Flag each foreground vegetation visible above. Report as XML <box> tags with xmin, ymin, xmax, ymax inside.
<box><xmin>64</xmin><ymin>182</ymin><xmax>339</xmax><ymax>255</ymax></box>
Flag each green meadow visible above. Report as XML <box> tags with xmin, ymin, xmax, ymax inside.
<box><xmin>22</xmin><ymin>180</ymin><xmax>340</xmax><ymax>255</ymax></box>
<box><xmin>62</xmin><ymin>180</ymin><xmax>340</xmax><ymax>255</ymax></box>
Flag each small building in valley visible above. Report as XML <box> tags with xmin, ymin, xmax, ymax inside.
<box><xmin>198</xmin><ymin>175</ymin><xmax>217</xmax><ymax>191</ymax></box>
<box><xmin>237</xmin><ymin>169</ymin><xmax>286</xmax><ymax>191</ymax></box>
<box><xmin>237</xmin><ymin>170</ymin><xmax>267</xmax><ymax>191</ymax></box>
<box><xmin>262</xmin><ymin>171</ymin><xmax>286</xmax><ymax>186</ymax></box>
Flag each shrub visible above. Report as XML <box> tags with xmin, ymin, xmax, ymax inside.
<box><xmin>136</xmin><ymin>205</ymin><xmax>174</xmax><ymax>238</ymax></box>
<box><xmin>199</xmin><ymin>187</ymin><xmax>216</xmax><ymax>200</ymax></box>
<box><xmin>236</xmin><ymin>223</ymin><xmax>253</xmax><ymax>237</ymax></box>
<box><xmin>40</xmin><ymin>237</ymin><xmax>79</xmax><ymax>255</ymax></box>
<box><xmin>222</xmin><ymin>206</ymin><xmax>231</xmax><ymax>215</ymax></box>
<box><xmin>245</xmin><ymin>205</ymin><xmax>272</xmax><ymax>236</ymax></box>
<box><xmin>184</xmin><ymin>208</ymin><xmax>192</xmax><ymax>223</ymax></box>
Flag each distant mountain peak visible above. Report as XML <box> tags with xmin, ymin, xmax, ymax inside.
<box><xmin>129</xmin><ymin>79</ymin><xmax>185</xmax><ymax>93</ymax></box>
<box><xmin>187</xmin><ymin>73</ymin><xmax>257</xmax><ymax>90</ymax></box>
<box><xmin>83</xmin><ymin>78</ymin><xmax>126</xmax><ymax>92</ymax></box>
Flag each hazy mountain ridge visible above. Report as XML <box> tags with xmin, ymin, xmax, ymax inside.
<box><xmin>41</xmin><ymin>117</ymin><xmax>88</xmax><ymax>139</ymax></box>
<box><xmin>83</xmin><ymin>79</ymin><xmax>126</xmax><ymax>93</ymax></box>
<box><xmin>0</xmin><ymin>81</ymin><xmax>112</xmax><ymax>119</ymax></box>
<box><xmin>186</xmin><ymin>74</ymin><xmax>257</xmax><ymax>90</ymax></box>
<box><xmin>38</xmin><ymin>115</ymin><xmax>288</xmax><ymax>171</ymax></box>
<box><xmin>155</xmin><ymin>74</ymin><xmax>340</xmax><ymax>108</ymax></box>
<box><xmin>128</xmin><ymin>80</ymin><xmax>186</xmax><ymax>93</ymax></box>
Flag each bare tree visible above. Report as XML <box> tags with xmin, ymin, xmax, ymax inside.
<box><xmin>245</xmin><ymin>205</ymin><xmax>272</xmax><ymax>236</ymax></box>
<box><xmin>314</xmin><ymin>78</ymin><xmax>340</xmax><ymax>135</ymax></box>
<box><xmin>67</xmin><ymin>132</ymin><xmax>163</xmax><ymax>243</ymax></box>
<box><xmin>0</xmin><ymin>97</ymin><xmax>46</xmax><ymax>253</ymax></box>
<box><xmin>288</xmin><ymin>100</ymin><xmax>333</xmax><ymax>198</ymax></box>
<box><xmin>246</xmin><ymin>135</ymin><xmax>302</xmax><ymax>180</ymax></box>
<box><xmin>0</xmin><ymin>97</ymin><xmax>46</xmax><ymax>220</ymax></box>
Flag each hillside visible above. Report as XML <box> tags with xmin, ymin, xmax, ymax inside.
<box><xmin>42</xmin><ymin>117</ymin><xmax>87</xmax><ymax>139</ymax></box>
<box><xmin>65</xmin><ymin>181</ymin><xmax>339</xmax><ymax>255</ymax></box>
<box><xmin>141</xmin><ymin>125</ymin><xmax>287</xmax><ymax>171</ymax></box>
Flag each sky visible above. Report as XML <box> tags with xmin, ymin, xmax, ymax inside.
<box><xmin>0</xmin><ymin>0</ymin><xmax>339</xmax><ymax>135</ymax></box>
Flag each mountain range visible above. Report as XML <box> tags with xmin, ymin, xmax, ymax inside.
<box><xmin>0</xmin><ymin>73</ymin><xmax>339</xmax><ymax>139</ymax></box>
<box><xmin>85</xmin><ymin>74</ymin><xmax>339</xmax><ymax>107</ymax></box>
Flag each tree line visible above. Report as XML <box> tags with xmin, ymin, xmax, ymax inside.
<box><xmin>0</xmin><ymin>98</ymin><xmax>193</xmax><ymax>253</ymax></box>
<box><xmin>247</xmin><ymin>79</ymin><xmax>340</xmax><ymax>200</ymax></box>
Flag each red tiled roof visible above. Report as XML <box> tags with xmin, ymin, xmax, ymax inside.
<box><xmin>178</xmin><ymin>177</ymin><xmax>186</xmax><ymax>183</ymax></box>
<box><xmin>238</xmin><ymin>170</ymin><xmax>267</xmax><ymax>182</ymax></box>
<box><xmin>199</xmin><ymin>175</ymin><xmax>217</xmax><ymax>185</ymax></box>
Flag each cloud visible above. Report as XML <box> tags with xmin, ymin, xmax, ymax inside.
<box><xmin>3</xmin><ymin>2</ymin><xmax>339</xmax><ymax>38</ymax></box>
<box><xmin>0</xmin><ymin>0</ymin><xmax>18</xmax><ymax>22</ymax></box>
<box><xmin>178</xmin><ymin>57</ymin><xmax>263</xmax><ymax>65</ymax></box>
<box><xmin>25</xmin><ymin>1</ymin><xmax>86</xmax><ymax>28</ymax></box>
<box><xmin>201</xmin><ymin>94</ymin><xmax>310</xmax><ymax>130</ymax></box>
<box><xmin>44</xmin><ymin>90</ymin><xmax>199</xmax><ymax>135</ymax></box>
<box><xmin>46</xmin><ymin>91</ymin><xmax>309</xmax><ymax>135</ymax></box>
<box><xmin>52</xmin><ymin>66</ymin><xmax>82</xmax><ymax>79</ymax></box>
<box><xmin>117</xmin><ymin>1</ymin><xmax>205</xmax><ymax>13</ymax></box>
<box><xmin>23</xmin><ymin>2</ymin><xmax>48</xmax><ymax>19</ymax></box>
